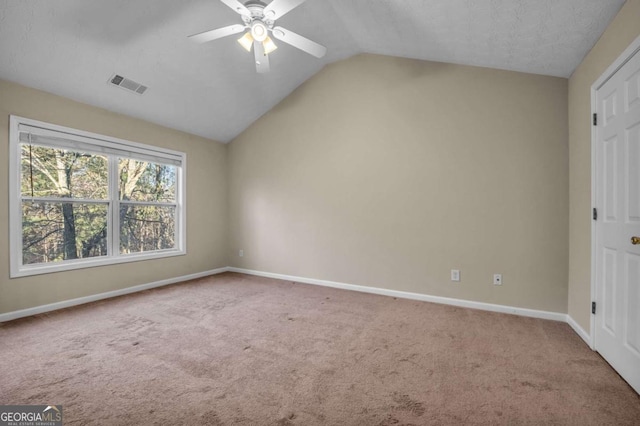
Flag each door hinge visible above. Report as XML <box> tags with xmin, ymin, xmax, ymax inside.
<box><xmin>592</xmin><ymin>301</ymin><xmax>596</xmax><ymax>315</ymax></box>
<box><xmin>593</xmin><ymin>113</ymin><xmax>597</xmax><ymax>126</ymax></box>
<box><xmin>593</xmin><ymin>207</ymin><xmax>598</xmax><ymax>221</ymax></box>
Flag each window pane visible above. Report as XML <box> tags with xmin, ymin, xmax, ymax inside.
<box><xmin>22</xmin><ymin>201</ymin><xmax>108</xmax><ymax>265</ymax></box>
<box><xmin>20</xmin><ymin>145</ymin><xmax>108</xmax><ymax>199</ymax></box>
<box><xmin>120</xmin><ymin>205</ymin><xmax>176</xmax><ymax>254</ymax></box>
<box><xmin>119</xmin><ymin>159</ymin><xmax>176</xmax><ymax>202</ymax></box>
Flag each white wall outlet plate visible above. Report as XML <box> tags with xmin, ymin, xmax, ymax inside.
<box><xmin>493</xmin><ymin>274</ymin><xmax>502</xmax><ymax>285</ymax></box>
<box><xmin>451</xmin><ymin>269</ymin><xmax>460</xmax><ymax>282</ymax></box>
<box><xmin>239</xmin><ymin>249</ymin><xmax>244</xmax><ymax>257</ymax></box>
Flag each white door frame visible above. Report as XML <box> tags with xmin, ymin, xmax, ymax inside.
<box><xmin>590</xmin><ymin>34</ymin><xmax>640</xmax><ymax>350</ymax></box>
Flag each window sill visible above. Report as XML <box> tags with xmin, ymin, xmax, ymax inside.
<box><xmin>10</xmin><ymin>249</ymin><xmax>186</xmax><ymax>278</ymax></box>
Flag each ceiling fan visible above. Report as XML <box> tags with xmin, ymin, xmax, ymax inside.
<box><xmin>189</xmin><ymin>0</ymin><xmax>327</xmax><ymax>73</ymax></box>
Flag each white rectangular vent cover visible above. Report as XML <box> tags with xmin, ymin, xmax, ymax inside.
<box><xmin>108</xmin><ymin>74</ymin><xmax>148</xmax><ymax>95</ymax></box>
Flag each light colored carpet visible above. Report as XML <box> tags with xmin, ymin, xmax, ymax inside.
<box><xmin>1</xmin><ymin>272</ymin><xmax>638</xmax><ymax>425</ymax></box>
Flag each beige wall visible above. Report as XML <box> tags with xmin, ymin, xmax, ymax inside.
<box><xmin>15</xmin><ymin>5</ymin><xmax>635</xmax><ymax>318</ymax></box>
<box><xmin>0</xmin><ymin>79</ymin><xmax>228</xmax><ymax>314</ymax></box>
<box><xmin>228</xmin><ymin>55</ymin><xmax>569</xmax><ymax>313</ymax></box>
<box><xmin>568</xmin><ymin>0</ymin><xmax>640</xmax><ymax>331</ymax></box>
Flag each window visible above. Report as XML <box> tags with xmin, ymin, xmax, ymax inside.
<box><xmin>9</xmin><ymin>116</ymin><xmax>186</xmax><ymax>277</ymax></box>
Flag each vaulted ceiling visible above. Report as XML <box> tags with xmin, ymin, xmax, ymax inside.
<box><xmin>0</xmin><ymin>0</ymin><xmax>626</xmax><ymax>142</ymax></box>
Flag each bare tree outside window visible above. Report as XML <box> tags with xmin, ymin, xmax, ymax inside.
<box><xmin>18</xmin><ymin>140</ymin><xmax>181</xmax><ymax>269</ymax></box>
<box><xmin>118</xmin><ymin>159</ymin><xmax>177</xmax><ymax>254</ymax></box>
<box><xmin>21</xmin><ymin>145</ymin><xmax>108</xmax><ymax>264</ymax></box>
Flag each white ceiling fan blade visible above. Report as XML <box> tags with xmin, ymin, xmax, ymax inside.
<box><xmin>219</xmin><ymin>0</ymin><xmax>251</xmax><ymax>17</ymax></box>
<box><xmin>188</xmin><ymin>24</ymin><xmax>246</xmax><ymax>43</ymax></box>
<box><xmin>254</xmin><ymin>41</ymin><xmax>270</xmax><ymax>73</ymax></box>
<box><xmin>263</xmin><ymin>0</ymin><xmax>306</xmax><ymax>20</ymax></box>
<box><xmin>271</xmin><ymin>26</ymin><xmax>326</xmax><ymax>58</ymax></box>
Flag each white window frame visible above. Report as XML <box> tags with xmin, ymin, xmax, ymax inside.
<box><xmin>9</xmin><ymin>115</ymin><xmax>187</xmax><ymax>278</ymax></box>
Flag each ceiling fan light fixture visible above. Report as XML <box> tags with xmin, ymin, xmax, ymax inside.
<box><xmin>189</xmin><ymin>0</ymin><xmax>328</xmax><ymax>72</ymax></box>
<box><xmin>237</xmin><ymin>32</ymin><xmax>254</xmax><ymax>51</ymax></box>
<box><xmin>250</xmin><ymin>21</ymin><xmax>268</xmax><ymax>42</ymax></box>
<box><xmin>263</xmin><ymin>36</ymin><xmax>278</xmax><ymax>54</ymax></box>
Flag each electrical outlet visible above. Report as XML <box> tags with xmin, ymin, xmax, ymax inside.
<box><xmin>239</xmin><ymin>249</ymin><xmax>244</xmax><ymax>257</ymax></box>
<box><xmin>493</xmin><ymin>274</ymin><xmax>502</xmax><ymax>285</ymax></box>
<box><xmin>451</xmin><ymin>269</ymin><xmax>460</xmax><ymax>282</ymax></box>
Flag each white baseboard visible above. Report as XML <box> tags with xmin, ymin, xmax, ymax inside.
<box><xmin>566</xmin><ymin>314</ymin><xmax>593</xmax><ymax>349</ymax></box>
<box><xmin>228</xmin><ymin>267</ymin><xmax>567</xmax><ymax>322</ymax></box>
<box><xmin>2</xmin><ymin>265</ymin><xmax>587</xmax><ymax>348</ymax></box>
<box><xmin>0</xmin><ymin>267</ymin><xmax>230</xmax><ymax>322</ymax></box>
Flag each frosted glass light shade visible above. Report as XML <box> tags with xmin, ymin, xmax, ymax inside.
<box><xmin>237</xmin><ymin>32</ymin><xmax>253</xmax><ymax>52</ymax></box>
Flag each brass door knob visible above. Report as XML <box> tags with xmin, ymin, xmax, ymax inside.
<box><xmin>632</xmin><ymin>236</ymin><xmax>640</xmax><ymax>245</ymax></box>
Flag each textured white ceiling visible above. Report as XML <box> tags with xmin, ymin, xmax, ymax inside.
<box><xmin>0</xmin><ymin>0</ymin><xmax>626</xmax><ymax>142</ymax></box>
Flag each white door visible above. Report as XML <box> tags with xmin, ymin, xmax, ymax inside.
<box><xmin>595</xmin><ymin>46</ymin><xmax>640</xmax><ymax>395</ymax></box>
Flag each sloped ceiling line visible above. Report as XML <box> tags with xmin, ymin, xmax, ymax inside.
<box><xmin>0</xmin><ymin>0</ymin><xmax>626</xmax><ymax>142</ymax></box>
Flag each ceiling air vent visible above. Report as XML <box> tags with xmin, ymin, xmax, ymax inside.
<box><xmin>108</xmin><ymin>74</ymin><xmax>148</xmax><ymax>95</ymax></box>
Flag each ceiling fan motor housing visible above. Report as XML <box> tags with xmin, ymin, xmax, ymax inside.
<box><xmin>242</xmin><ymin>1</ymin><xmax>275</xmax><ymax>27</ymax></box>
